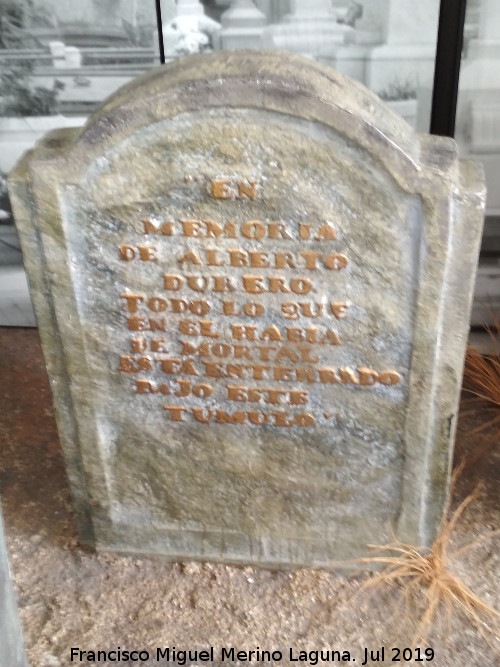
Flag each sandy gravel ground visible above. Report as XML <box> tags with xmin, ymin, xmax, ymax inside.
<box><xmin>0</xmin><ymin>328</ymin><xmax>498</xmax><ymax>667</ymax></box>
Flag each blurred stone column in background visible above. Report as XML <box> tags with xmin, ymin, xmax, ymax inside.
<box><xmin>263</xmin><ymin>0</ymin><xmax>353</xmax><ymax>55</ymax></box>
<box><xmin>91</xmin><ymin>0</ymin><xmax>122</xmax><ymax>27</ymax></box>
<box><xmin>254</xmin><ymin>0</ymin><xmax>289</xmax><ymax>24</ymax></box>
<box><xmin>364</xmin><ymin>0</ymin><xmax>439</xmax><ymax>93</ymax></box>
<box><xmin>215</xmin><ymin>0</ymin><xmax>267</xmax><ymax>49</ymax></box>
<box><xmin>457</xmin><ymin>0</ymin><xmax>500</xmax><ymax>215</ymax></box>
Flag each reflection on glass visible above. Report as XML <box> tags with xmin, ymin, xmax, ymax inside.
<box><xmin>0</xmin><ymin>0</ymin><xmax>440</xmax><ymax>287</ymax></box>
<box><xmin>456</xmin><ymin>0</ymin><xmax>500</xmax><ymax>329</ymax></box>
<box><xmin>458</xmin><ymin>0</ymin><xmax>500</xmax><ymax>215</ymax></box>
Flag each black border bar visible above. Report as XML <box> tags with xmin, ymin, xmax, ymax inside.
<box><xmin>430</xmin><ymin>0</ymin><xmax>467</xmax><ymax>137</ymax></box>
<box><xmin>155</xmin><ymin>0</ymin><xmax>166</xmax><ymax>64</ymax></box>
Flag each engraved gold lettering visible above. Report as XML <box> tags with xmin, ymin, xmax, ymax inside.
<box><xmin>151</xmin><ymin>338</ymin><xmax>168</xmax><ymax>352</ymax></box>
<box><xmin>296</xmin><ymin>367</ymin><xmax>316</xmax><ymax>383</ymax></box>
<box><xmin>299</xmin><ymin>302</ymin><xmax>322</xmax><ymax>317</ymax></box>
<box><xmin>192</xmin><ymin>408</ymin><xmax>213</xmax><ymax>423</ymax></box>
<box><xmin>138</xmin><ymin>245</ymin><xmax>157</xmax><ymax>261</ymax></box>
<box><xmin>378</xmin><ymin>370</ymin><xmax>402</xmax><ymax>385</ymax></box>
<box><xmin>295</xmin><ymin>413</ymin><xmax>315</xmax><ymax>426</ymax></box>
<box><xmin>180</xmin><ymin>219</ymin><xmax>203</xmax><ymax>236</ymax></box>
<box><xmin>241</xmin><ymin>275</ymin><xmax>312</xmax><ymax>294</ymax></box>
<box><xmin>211</xmin><ymin>179</ymin><xmax>232</xmax><ymax>199</ymax></box>
<box><xmin>118</xmin><ymin>244</ymin><xmax>136</xmax><ymax>261</ymax></box>
<box><xmin>314</xmin><ymin>223</ymin><xmax>336</xmax><ymax>240</ymax></box>
<box><xmin>205</xmin><ymin>248</ymin><xmax>223</xmax><ymax>266</ymax></box>
<box><xmin>120</xmin><ymin>292</ymin><xmax>144</xmax><ymax>312</ymax></box>
<box><xmin>226</xmin><ymin>386</ymin><xmax>308</xmax><ymax>405</ymax></box>
<box><xmin>299</xmin><ymin>250</ymin><xmax>322</xmax><ymax>269</ymax></box>
<box><xmin>339</xmin><ymin>368</ymin><xmax>359</xmax><ymax>384</ymax></box>
<box><xmin>163</xmin><ymin>274</ymin><xmax>183</xmax><ymax>290</ymax></box>
<box><xmin>297</xmin><ymin>345</ymin><xmax>319</xmax><ymax>363</ymax></box>
<box><xmin>267</xmin><ymin>222</ymin><xmax>293</xmax><ymax>240</ymax></box>
<box><xmin>242</xmin><ymin>363</ymin><xmax>266</xmax><ymax>379</ymax></box>
<box><xmin>215</xmin><ymin>409</ymin><xmax>246</xmax><ymax>424</ymax></box>
<box><xmin>317</xmin><ymin>368</ymin><xmax>339</xmax><ymax>383</ymax></box>
<box><xmin>228</xmin><ymin>249</ymin><xmax>248</xmax><ymax>267</ymax></box>
<box><xmin>202</xmin><ymin>360</ymin><xmax>225</xmax><ymax>377</ymax></box>
<box><xmin>174</xmin><ymin>379</ymin><xmax>212</xmax><ymax>398</ymax></box>
<box><xmin>271</xmin><ymin>411</ymin><xmax>294</xmax><ymax>427</ymax></box>
<box><xmin>126</xmin><ymin>315</ymin><xmax>149</xmax><ymax>331</ymax></box>
<box><xmin>136</xmin><ymin>379</ymin><xmax>171</xmax><ymax>394</ymax></box>
<box><xmin>241</xmin><ymin>275</ymin><xmax>265</xmax><ymax>293</ymax></box>
<box><xmin>281</xmin><ymin>302</ymin><xmax>300</xmax><ymax>319</ymax></box>
<box><xmin>274</xmin><ymin>251</ymin><xmax>296</xmax><ymax>268</ymax></box>
<box><xmin>126</xmin><ymin>315</ymin><xmax>166</xmax><ymax>331</ymax></box>
<box><xmin>299</xmin><ymin>223</ymin><xmax>311</xmax><ymax>239</ymax></box>
<box><xmin>290</xmin><ymin>277</ymin><xmax>312</xmax><ymax>294</ymax></box>
<box><xmin>357</xmin><ymin>367</ymin><xmax>379</xmax><ymax>385</ymax></box>
<box><xmin>178</xmin><ymin>249</ymin><xmax>202</xmax><ymax>265</ymax></box>
<box><xmin>211</xmin><ymin>343</ymin><xmax>231</xmax><ymax>358</ymax></box>
<box><xmin>330</xmin><ymin>302</ymin><xmax>349</xmax><ymax>318</ymax></box>
<box><xmin>130</xmin><ymin>337</ymin><xmax>168</xmax><ymax>353</ymax></box>
<box><xmin>212</xmin><ymin>275</ymin><xmax>236</xmax><ymax>292</ymax></box>
<box><xmin>273</xmin><ymin>366</ymin><xmax>294</xmax><ymax>381</ymax></box>
<box><xmin>247</xmin><ymin>410</ymin><xmax>269</xmax><ymax>425</ymax></box>
<box><xmin>237</xmin><ymin>181</ymin><xmax>257</xmax><ymax>200</ymax></box>
<box><xmin>234</xmin><ymin>344</ymin><xmax>252</xmax><ymax>360</ymax></box>
<box><xmin>268</xmin><ymin>276</ymin><xmax>290</xmax><ymax>293</ymax></box>
<box><xmin>171</xmin><ymin>298</ymin><xmax>210</xmax><ymax>315</ymax></box>
<box><xmin>260</xmin><ymin>325</ymin><xmax>282</xmax><ymax>341</ymax></box>
<box><xmin>117</xmin><ymin>355</ymin><xmax>153</xmax><ymax>373</ymax></box>
<box><xmin>186</xmin><ymin>275</ymin><xmax>208</xmax><ymax>291</ymax></box>
<box><xmin>180</xmin><ymin>340</ymin><xmax>209</xmax><ymax>356</ymax></box>
<box><xmin>178</xmin><ymin>319</ymin><xmax>220</xmax><ymax>337</ymax></box>
<box><xmin>256</xmin><ymin>345</ymin><xmax>277</xmax><ymax>361</ymax></box>
<box><xmin>324</xmin><ymin>253</ymin><xmax>348</xmax><ymax>270</ymax></box>
<box><xmin>231</xmin><ymin>324</ymin><xmax>257</xmax><ymax>340</ymax></box>
<box><xmin>130</xmin><ymin>338</ymin><xmax>146</xmax><ymax>353</ymax></box>
<box><xmin>141</xmin><ymin>219</ymin><xmax>173</xmax><ymax>235</ymax></box>
<box><xmin>157</xmin><ymin>358</ymin><xmax>197</xmax><ymax>375</ymax></box>
<box><xmin>147</xmin><ymin>297</ymin><xmax>167</xmax><ymax>312</ymax></box>
<box><xmin>211</xmin><ymin>179</ymin><xmax>258</xmax><ymax>200</ymax></box>
<box><xmin>204</xmin><ymin>219</ymin><xmax>236</xmax><ymax>238</ymax></box>
<box><xmin>226</xmin><ymin>363</ymin><xmax>246</xmax><ymax>378</ymax></box>
<box><xmin>226</xmin><ymin>385</ymin><xmax>246</xmax><ymax>401</ymax></box>
<box><xmin>249</xmin><ymin>250</ymin><xmax>270</xmax><ymax>268</ymax></box>
<box><xmin>222</xmin><ymin>300</ymin><xmax>264</xmax><ymax>317</ymax></box>
<box><xmin>241</xmin><ymin>220</ymin><xmax>266</xmax><ymax>239</ymax></box>
<box><xmin>163</xmin><ymin>405</ymin><xmax>187</xmax><ymax>420</ymax></box>
<box><xmin>275</xmin><ymin>348</ymin><xmax>297</xmax><ymax>362</ymax></box>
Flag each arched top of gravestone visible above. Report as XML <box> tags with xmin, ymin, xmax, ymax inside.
<box><xmin>73</xmin><ymin>50</ymin><xmax>457</xmax><ymax>191</ymax></box>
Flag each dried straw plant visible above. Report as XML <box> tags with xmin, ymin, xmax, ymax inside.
<box><xmin>302</xmin><ymin>475</ymin><xmax>499</xmax><ymax>652</ymax></box>
<box><xmin>351</xmin><ymin>314</ymin><xmax>500</xmax><ymax>650</ymax></box>
<box><xmin>461</xmin><ymin>314</ymin><xmax>500</xmax><ymax>465</ymax></box>
<box><xmin>355</xmin><ymin>477</ymin><xmax>499</xmax><ymax>650</ymax></box>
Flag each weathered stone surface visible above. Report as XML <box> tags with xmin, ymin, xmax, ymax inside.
<box><xmin>8</xmin><ymin>51</ymin><xmax>485</xmax><ymax>568</ymax></box>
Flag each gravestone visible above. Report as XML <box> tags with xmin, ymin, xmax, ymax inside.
<box><xmin>8</xmin><ymin>51</ymin><xmax>485</xmax><ymax>568</ymax></box>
